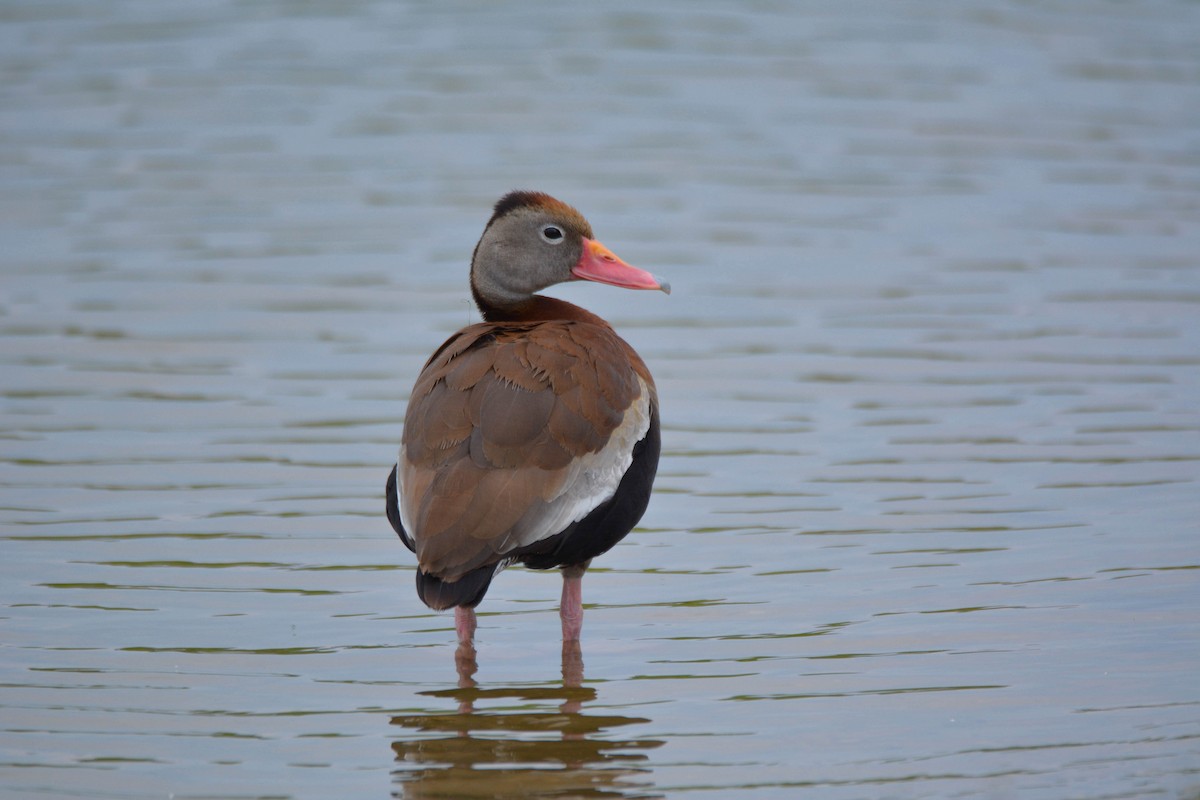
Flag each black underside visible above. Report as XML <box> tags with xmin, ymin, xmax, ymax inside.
<box><xmin>385</xmin><ymin>404</ymin><xmax>661</xmax><ymax>610</ymax></box>
<box><xmin>514</xmin><ymin>405</ymin><xmax>660</xmax><ymax>571</ymax></box>
<box><xmin>385</xmin><ymin>464</ymin><xmax>414</xmax><ymax>552</ymax></box>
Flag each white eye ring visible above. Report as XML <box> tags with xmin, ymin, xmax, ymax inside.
<box><xmin>539</xmin><ymin>225</ymin><xmax>565</xmax><ymax>244</ymax></box>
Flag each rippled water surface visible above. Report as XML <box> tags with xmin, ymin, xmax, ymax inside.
<box><xmin>3</xmin><ymin>2</ymin><xmax>1199</xmax><ymax>798</ymax></box>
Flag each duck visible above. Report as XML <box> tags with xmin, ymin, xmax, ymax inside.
<box><xmin>386</xmin><ymin>190</ymin><xmax>668</xmax><ymax>643</ymax></box>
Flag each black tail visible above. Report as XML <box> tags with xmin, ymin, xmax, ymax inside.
<box><xmin>416</xmin><ymin>563</ymin><xmax>498</xmax><ymax>610</ymax></box>
<box><xmin>391</xmin><ymin>464</ymin><xmax>499</xmax><ymax>610</ymax></box>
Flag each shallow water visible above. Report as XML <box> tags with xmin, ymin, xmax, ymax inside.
<box><xmin>3</xmin><ymin>1</ymin><xmax>1199</xmax><ymax>798</ymax></box>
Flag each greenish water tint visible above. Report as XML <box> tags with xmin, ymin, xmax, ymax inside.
<box><xmin>3</xmin><ymin>1</ymin><xmax>1200</xmax><ymax>798</ymax></box>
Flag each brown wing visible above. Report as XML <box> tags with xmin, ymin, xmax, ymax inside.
<box><xmin>398</xmin><ymin>320</ymin><xmax>650</xmax><ymax>581</ymax></box>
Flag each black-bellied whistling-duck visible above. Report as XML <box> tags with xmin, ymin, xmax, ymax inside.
<box><xmin>386</xmin><ymin>191</ymin><xmax>668</xmax><ymax>643</ymax></box>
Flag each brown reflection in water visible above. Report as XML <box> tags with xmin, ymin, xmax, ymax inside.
<box><xmin>390</xmin><ymin>641</ymin><xmax>664</xmax><ymax>799</ymax></box>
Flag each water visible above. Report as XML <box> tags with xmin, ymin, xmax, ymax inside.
<box><xmin>3</xmin><ymin>1</ymin><xmax>1199</xmax><ymax>798</ymax></box>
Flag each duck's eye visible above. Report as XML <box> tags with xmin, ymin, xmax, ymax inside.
<box><xmin>540</xmin><ymin>225</ymin><xmax>565</xmax><ymax>244</ymax></box>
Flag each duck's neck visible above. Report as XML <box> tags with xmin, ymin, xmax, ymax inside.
<box><xmin>473</xmin><ymin>292</ymin><xmax>608</xmax><ymax>326</ymax></box>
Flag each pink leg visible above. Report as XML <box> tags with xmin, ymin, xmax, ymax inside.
<box><xmin>560</xmin><ymin>562</ymin><xmax>590</xmax><ymax>641</ymax></box>
<box><xmin>454</xmin><ymin>606</ymin><xmax>477</xmax><ymax>643</ymax></box>
<box><xmin>455</xmin><ymin>639</ymin><xmax>478</xmax><ymax>706</ymax></box>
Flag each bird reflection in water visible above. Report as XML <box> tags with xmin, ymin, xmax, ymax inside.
<box><xmin>390</xmin><ymin>640</ymin><xmax>664</xmax><ymax>799</ymax></box>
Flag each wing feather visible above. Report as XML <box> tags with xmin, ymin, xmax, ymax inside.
<box><xmin>397</xmin><ymin>320</ymin><xmax>650</xmax><ymax>580</ymax></box>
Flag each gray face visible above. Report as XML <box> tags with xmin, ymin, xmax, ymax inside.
<box><xmin>470</xmin><ymin>205</ymin><xmax>589</xmax><ymax>309</ymax></box>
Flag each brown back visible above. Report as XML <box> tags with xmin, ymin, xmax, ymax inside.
<box><xmin>399</xmin><ymin>318</ymin><xmax>655</xmax><ymax>580</ymax></box>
